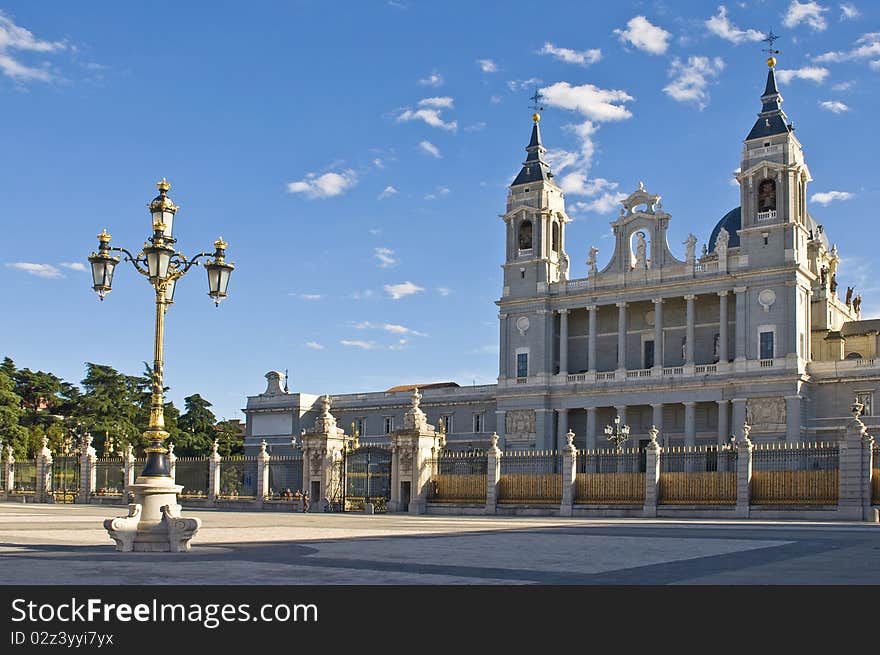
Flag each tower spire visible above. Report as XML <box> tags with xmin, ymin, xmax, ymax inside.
<box><xmin>511</xmin><ymin>90</ymin><xmax>554</xmax><ymax>187</ymax></box>
<box><xmin>745</xmin><ymin>31</ymin><xmax>791</xmax><ymax>141</ymax></box>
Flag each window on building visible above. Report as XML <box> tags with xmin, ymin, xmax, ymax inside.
<box><xmin>383</xmin><ymin>417</ymin><xmax>394</xmax><ymax>434</ymax></box>
<box><xmin>758</xmin><ymin>178</ymin><xmax>776</xmax><ymax>211</ymax></box>
<box><xmin>856</xmin><ymin>392</ymin><xmax>874</xmax><ymax>417</ymax></box>
<box><xmin>516</xmin><ymin>352</ymin><xmax>528</xmax><ymax>378</ymax></box>
<box><xmin>354</xmin><ymin>417</ymin><xmax>366</xmax><ymax>437</ymax></box>
<box><xmin>759</xmin><ymin>331</ymin><xmax>775</xmax><ymax>359</ymax></box>
<box><xmin>551</xmin><ymin>222</ymin><xmax>560</xmax><ymax>253</ymax></box>
<box><xmin>473</xmin><ymin>413</ymin><xmax>484</xmax><ymax>433</ymax></box>
<box><xmin>518</xmin><ymin>220</ymin><xmax>533</xmax><ymax>250</ymax></box>
<box><xmin>643</xmin><ymin>340</ymin><xmax>654</xmax><ymax>369</ymax></box>
<box><xmin>440</xmin><ymin>414</ymin><xmax>454</xmax><ymax>434</ymax></box>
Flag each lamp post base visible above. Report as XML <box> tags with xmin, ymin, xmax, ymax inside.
<box><xmin>104</xmin><ymin>477</ymin><xmax>200</xmax><ymax>552</ymax></box>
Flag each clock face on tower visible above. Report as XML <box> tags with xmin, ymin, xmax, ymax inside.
<box><xmin>758</xmin><ymin>179</ymin><xmax>776</xmax><ymax>211</ymax></box>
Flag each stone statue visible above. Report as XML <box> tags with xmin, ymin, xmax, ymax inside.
<box><xmin>684</xmin><ymin>233</ymin><xmax>697</xmax><ymax>264</ymax></box>
<box><xmin>559</xmin><ymin>251</ymin><xmax>570</xmax><ymax>280</ymax></box>
<box><xmin>681</xmin><ymin>336</ymin><xmax>687</xmax><ymax>361</ymax></box>
<box><xmin>713</xmin><ymin>333</ymin><xmax>720</xmax><ymax>360</ymax></box>
<box><xmin>830</xmin><ymin>273</ymin><xmax>838</xmax><ymax>294</ymax></box>
<box><xmin>820</xmin><ymin>266</ymin><xmax>828</xmax><ymax>287</ymax></box>
<box><xmin>587</xmin><ymin>246</ymin><xmax>599</xmax><ymax>276</ymax></box>
<box><xmin>853</xmin><ymin>294</ymin><xmax>862</xmax><ymax>314</ymax></box>
<box><xmin>845</xmin><ymin>286</ymin><xmax>854</xmax><ymax>307</ymax></box>
<box><xmin>633</xmin><ymin>232</ymin><xmax>647</xmax><ymax>269</ymax></box>
<box><xmin>715</xmin><ymin>227</ymin><xmax>729</xmax><ymax>253</ymax></box>
<box><xmin>701</xmin><ymin>243</ymin><xmax>708</xmax><ymax>258</ymax></box>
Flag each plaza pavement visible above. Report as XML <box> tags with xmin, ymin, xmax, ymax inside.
<box><xmin>0</xmin><ymin>502</ymin><xmax>878</xmax><ymax>584</ymax></box>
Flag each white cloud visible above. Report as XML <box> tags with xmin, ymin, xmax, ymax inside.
<box><xmin>776</xmin><ymin>66</ymin><xmax>829</xmax><ymax>83</ymax></box>
<box><xmin>0</xmin><ymin>12</ymin><xmax>66</xmax><ymax>82</ymax></box>
<box><xmin>377</xmin><ymin>185</ymin><xmax>398</xmax><ymax>200</ymax></box>
<box><xmin>832</xmin><ymin>80</ymin><xmax>854</xmax><ymax>90</ymax></box>
<box><xmin>287</xmin><ymin>169</ymin><xmax>357</xmax><ymax>199</ymax></box>
<box><xmin>819</xmin><ymin>99</ymin><xmax>850</xmax><ymax>112</ymax></box>
<box><xmin>871</xmin><ymin>60</ymin><xmax>880</xmax><ymax>71</ymax></box>
<box><xmin>305</xmin><ymin>341</ymin><xmax>324</xmax><ymax>350</ymax></box>
<box><xmin>424</xmin><ymin>186</ymin><xmax>450</xmax><ymax>200</ymax></box>
<box><xmin>705</xmin><ymin>6</ymin><xmax>764</xmax><ymax>43</ymax></box>
<box><xmin>418</xmin><ymin>71</ymin><xmax>443</xmax><ymax>87</ymax></box>
<box><xmin>374</xmin><ymin>247</ymin><xmax>397</xmax><ymax>267</ymax></box>
<box><xmin>783</xmin><ymin>1</ymin><xmax>829</xmax><ymax>31</ymax></box>
<box><xmin>397</xmin><ymin>106</ymin><xmax>457</xmax><ymax>131</ymax></box>
<box><xmin>388</xmin><ymin>339</ymin><xmax>409</xmax><ymax>351</ymax></box>
<box><xmin>663</xmin><ymin>56</ymin><xmax>725</xmax><ymax>109</ymax></box>
<box><xmin>490</xmin><ymin>94</ymin><xmax>502</xmax><ymax>104</ymax></box>
<box><xmin>59</xmin><ymin>262</ymin><xmax>86</xmax><ymax>272</ymax></box>
<box><xmin>384</xmin><ymin>281</ymin><xmax>425</xmax><ymax>300</ymax></box>
<box><xmin>6</xmin><ymin>262</ymin><xmax>63</xmax><ymax>278</ymax></box>
<box><xmin>351</xmin><ymin>289</ymin><xmax>376</xmax><ymax>300</ymax></box>
<box><xmin>477</xmin><ymin>59</ymin><xmax>498</xmax><ymax>72</ymax></box>
<box><xmin>814</xmin><ymin>32</ymin><xmax>880</xmax><ymax>63</ymax></box>
<box><xmin>811</xmin><ymin>190</ymin><xmax>853</xmax><ymax>205</ymax></box>
<box><xmin>418</xmin><ymin>96</ymin><xmax>453</xmax><ymax>109</ymax></box>
<box><xmin>419</xmin><ymin>140</ymin><xmax>441</xmax><ymax>158</ymax></box>
<box><xmin>340</xmin><ymin>340</ymin><xmax>376</xmax><ymax>349</ymax></box>
<box><xmin>437</xmin><ymin>287</ymin><xmax>451</xmax><ymax>296</ymax></box>
<box><xmin>382</xmin><ymin>323</ymin><xmax>426</xmax><ymax>337</ymax></box>
<box><xmin>373</xmin><ymin>158</ymin><xmax>384</xmax><ymax>169</ymax></box>
<box><xmin>507</xmin><ymin>78</ymin><xmax>543</xmax><ymax>92</ymax></box>
<box><xmin>539</xmin><ymin>42</ymin><xmax>602</xmax><ymax>66</ymax></box>
<box><xmin>840</xmin><ymin>3</ymin><xmax>860</xmax><ymax>19</ymax></box>
<box><xmin>614</xmin><ymin>16</ymin><xmax>671</xmax><ymax>55</ymax></box>
<box><xmin>573</xmin><ymin>192</ymin><xmax>629</xmax><ymax>214</ymax></box>
<box><xmin>540</xmin><ymin>81</ymin><xmax>633</xmax><ymax>123</ymax></box>
<box><xmin>296</xmin><ymin>293</ymin><xmax>323</xmax><ymax>300</ymax></box>
<box><xmin>464</xmin><ymin>121</ymin><xmax>486</xmax><ymax>132</ymax></box>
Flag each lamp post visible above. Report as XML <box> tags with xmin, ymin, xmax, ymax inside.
<box><xmin>604</xmin><ymin>415</ymin><xmax>631</xmax><ymax>450</ymax></box>
<box><xmin>90</xmin><ymin>178</ymin><xmax>234</xmax><ymax>552</ymax></box>
<box><xmin>342</xmin><ymin>423</ymin><xmax>360</xmax><ymax>512</ymax></box>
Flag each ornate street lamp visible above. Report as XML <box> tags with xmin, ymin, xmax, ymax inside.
<box><xmin>90</xmin><ymin>178</ymin><xmax>234</xmax><ymax>552</ymax></box>
<box><xmin>604</xmin><ymin>415</ymin><xmax>631</xmax><ymax>450</ymax></box>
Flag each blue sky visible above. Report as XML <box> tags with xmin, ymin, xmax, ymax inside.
<box><xmin>1</xmin><ymin>0</ymin><xmax>877</xmax><ymax>420</ymax></box>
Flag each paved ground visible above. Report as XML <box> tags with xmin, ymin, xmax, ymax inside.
<box><xmin>1</xmin><ymin>502</ymin><xmax>879</xmax><ymax>584</ymax></box>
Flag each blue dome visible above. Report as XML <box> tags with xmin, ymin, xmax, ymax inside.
<box><xmin>708</xmin><ymin>206</ymin><xmax>741</xmax><ymax>251</ymax></box>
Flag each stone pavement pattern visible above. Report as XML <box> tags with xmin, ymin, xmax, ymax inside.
<box><xmin>0</xmin><ymin>503</ymin><xmax>878</xmax><ymax>584</ymax></box>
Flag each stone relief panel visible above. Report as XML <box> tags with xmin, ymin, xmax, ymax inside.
<box><xmin>506</xmin><ymin>410</ymin><xmax>536</xmax><ymax>436</ymax></box>
<box><xmin>746</xmin><ymin>398</ymin><xmax>786</xmax><ymax>431</ymax></box>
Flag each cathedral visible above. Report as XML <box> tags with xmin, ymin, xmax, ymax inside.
<box><xmin>244</xmin><ymin>56</ymin><xmax>878</xmax><ymax>454</ymax></box>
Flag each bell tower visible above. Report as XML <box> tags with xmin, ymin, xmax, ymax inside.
<box><xmin>500</xmin><ymin>112</ymin><xmax>570</xmax><ymax>299</ymax></box>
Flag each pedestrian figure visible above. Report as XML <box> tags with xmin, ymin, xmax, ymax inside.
<box><xmin>302</xmin><ymin>491</ymin><xmax>310</xmax><ymax>513</ymax></box>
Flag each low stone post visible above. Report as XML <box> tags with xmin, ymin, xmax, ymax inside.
<box><xmin>837</xmin><ymin>400</ymin><xmax>877</xmax><ymax>521</ymax></box>
<box><xmin>167</xmin><ymin>442</ymin><xmax>177</xmax><ymax>482</ymax></box>
<box><xmin>208</xmin><ymin>439</ymin><xmax>221</xmax><ymax>505</ymax></box>
<box><xmin>560</xmin><ymin>430</ymin><xmax>577</xmax><ymax>517</ymax></box>
<box><xmin>257</xmin><ymin>439</ymin><xmax>270</xmax><ymax>506</ymax></box>
<box><xmin>300</xmin><ymin>396</ymin><xmax>347</xmax><ymax>513</ymax></box>
<box><xmin>78</xmin><ymin>434</ymin><xmax>97</xmax><ymax>504</ymax></box>
<box><xmin>643</xmin><ymin>426</ymin><xmax>661</xmax><ymax>518</ymax></box>
<box><xmin>486</xmin><ymin>433</ymin><xmax>501</xmax><ymax>515</ymax></box>
<box><xmin>4</xmin><ymin>445</ymin><xmax>14</xmax><ymax>495</ymax></box>
<box><xmin>735</xmin><ymin>423</ymin><xmax>753</xmax><ymax>518</ymax></box>
<box><xmin>122</xmin><ymin>444</ymin><xmax>135</xmax><ymax>498</ymax></box>
<box><xmin>35</xmin><ymin>436</ymin><xmax>53</xmax><ymax>503</ymax></box>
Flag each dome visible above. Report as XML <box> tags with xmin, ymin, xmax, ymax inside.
<box><xmin>708</xmin><ymin>206</ymin><xmax>741</xmax><ymax>252</ymax></box>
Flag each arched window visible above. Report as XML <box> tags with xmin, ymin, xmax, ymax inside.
<box><xmin>551</xmin><ymin>222</ymin><xmax>560</xmax><ymax>253</ymax></box>
<box><xmin>758</xmin><ymin>178</ymin><xmax>776</xmax><ymax>211</ymax></box>
<box><xmin>518</xmin><ymin>220</ymin><xmax>533</xmax><ymax>250</ymax></box>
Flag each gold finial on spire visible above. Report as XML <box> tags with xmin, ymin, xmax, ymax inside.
<box><xmin>214</xmin><ymin>236</ymin><xmax>228</xmax><ymax>250</ymax></box>
<box><xmin>532</xmin><ymin>113</ymin><xmax>541</xmax><ymax>123</ymax></box>
<box><xmin>97</xmin><ymin>229</ymin><xmax>112</xmax><ymax>243</ymax></box>
<box><xmin>157</xmin><ymin>177</ymin><xmax>171</xmax><ymax>192</ymax></box>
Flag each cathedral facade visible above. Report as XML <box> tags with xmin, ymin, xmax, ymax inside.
<box><xmin>244</xmin><ymin>59</ymin><xmax>879</xmax><ymax>454</ymax></box>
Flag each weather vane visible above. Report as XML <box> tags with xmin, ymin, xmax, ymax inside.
<box><xmin>763</xmin><ymin>30</ymin><xmax>780</xmax><ymax>55</ymax></box>
<box><xmin>529</xmin><ymin>88</ymin><xmax>544</xmax><ymax>113</ymax></box>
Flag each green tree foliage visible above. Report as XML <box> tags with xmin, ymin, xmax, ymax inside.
<box><xmin>176</xmin><ymin>394</ymin><xmax>217</xmax><ymax>456</ymax></box>
<box><xmin>77</xmin><ymin>363</ymin><xmax>143</xmax><ymax>454</ymax></box>
<box><xmin>0</xmin><ymin>370</ymin><xmax>29</xmax><ymax>459</ymax></box>
<box><xmin>215</xmin><ymin>419</ymin><xmax>244</xmax><ymax>458</ymax></box>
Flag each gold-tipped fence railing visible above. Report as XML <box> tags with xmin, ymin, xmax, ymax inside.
<box><xmin>498</xmin><ymin>450</ymin><xmax>562</xmax><ymax>504</ymax></box>
<box><xmin>750</xmin><ymin>441</ymin><xmax>839</xmax><ymax>505</ymax></box>
<box><xmin>575</xmin><ymin>448</ymin><xmax>645</xmax><ymax>505</ymax></box>
<box><xmin>659</xmin><ymin>446</ymin><xmax>737</xmax><ymax>505</ymax></box>
<box><xmin>428</xmin><ymin>450</ymin><xmax>488</xmax><ymax>503</ymax></box>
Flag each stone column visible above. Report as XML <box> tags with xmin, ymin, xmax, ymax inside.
<box><xmin>685</xmin><ymin>294</ymin><xmax>696</xmax><ymax>365</ymax></box>
<box><xmin>684</xmin><ymin>401</ymin><xmax>696</xmax><ymax>447</ymax></box>
<box><xmin>208</xmin><ymin>439</ymin><xmax>221</xmax><ymax>504</ymax></box>
<box><xmin>653</xmin><ymin>298</ymin><xmax>664</xmax><ymax>371</ymax></box>
<box><xmin>643</xmin><ymin>427</ymin><xmax>661</xmax><ymax>518</ymax></box>
<box><xmin>837</xmin><ymin>401</ymin><xmax>877</xmax><ymax>521</ymax></box>
<box><xmin>301</xmin><ymin>395</ymin><xmax>347</xmax><ymax>513</ymax></box>
<box><xmin>718</xmin><ymin>291</ymin><xmax>729</xmax><ymax>363</ymax></box>
<box><xmin>35</xmin><ymin>436</ymin><xmax>52</xmax><ymax>503</ymax></box>
<box><xmin>78</xmin><ymin>434</ymin><xmax>97</xmax><ymax>504</ymax></box>
<box><xmin>122</xmin><ymin>444</ymin><xmax>135</xmax><ymax>494</ymax></box>
<box><xmin>535</xmin><ymin>408</ymin><xmax>554</xmax><ymax>450</ymax></box>
<box><xmin>587</xmin><ymin>305</ymin><xmax>598</xmax><ymax>373</ymax></box>
<box><xmin>585</xmin><ymin>407</ymin><xmax>597</xmax><ymax>450</ymax></box>
<box><xmin>257</xmin><ymin>439</ymin><xmax>270</xmax><ymax>503</ymax></box>
<box><xmin>167</xmin><ymin>442</ymin><xmax>177</xmax><ymax>482</ymax></box>
<box><xmin>556</xmin><ymin>408</ymin><xmax>569</xmax><ymax>450</ymax></box>
<box><xmin>560</xmin><ymin>430</ymin><xmax>577</xmax><ymax>517</ymax></box>
<box><xmin>716</xmin><ymin>400</ymin><xmax>730</xmax><ymax>445</ymax></box>
<box><xmin>651</xmin><ymin>403</ymin><xmax>663</xmax><ymax>435</ymax></box>
<box><xmin>785</xmin><ymin>395</ymin><xmax>802</xmax><ymax>443</ymax></box>
<box><xmin>734</xmin><ymin>286</ymin><xmax>748</xmax><ymax>362</ymax></box>
<box><xmin>616</xmin><ymin>302</ymin><xmax>627</xmax><ymax>371</ymax></box>
<box><xmin>731</xmin><ymin>398</ymin><xmax>747</xmax><ymax>440</ymax></box>
<box><xmin>735</xmin><ymin>424</ymin><xmax>753</xmax><ymax>518</ymax></box>
<box><xmin>4</xmin><ymin>445</ymin><xmax>15</xmax><ymax>494</ymax></box>
<box><xmin>498</xmin><ymin>313</ymin><xmax>509</xmax><ymax>379</ymax></box>
<box><xmin>389</xmin><ymin>445</ymin><xmax>400</xmax><ymax>512</ymax></box>
<box><xmin>558</xmin><ymin>309</ymin><xmax>569</xmax><ymax>376</ymax></box>
<box><xmin>485</xmin><ymin>433</ymin><xmax>501</xmax><ymax>515</ymax></box>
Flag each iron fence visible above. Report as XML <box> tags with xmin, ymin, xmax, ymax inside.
<box><xmin>49</xmin><ymin>456</ymin><xmax>80</xmax><ymax>503</ymax></box>
<box><xmin>175</xmin><ymin>458</ymin><xmax>210</xmax><ymax>498</ymax></box>
<box><xmin>344</xmin><ymin>446</ymin><xmax>392</xmax><ymax>510</ymax></box>
<box><xmin>95</xmin><ymin>458</ymin><xmax>125</xmax><ymax>496</ymax></box>
<box><xmin>751</xmin><ymin>442</ymin><xmax>839</xmax><ymax>505</ymax></box>
<box><xmin>13</xmin><ymin>459</ymin><xmax>36</xmax><ymax>493</ymax></box>
<box><xmin>873</xmin><ymin>445</ymin><xmax>879</xmax><ymax>505</ymax></box>
<box><xmin>428</xmin><ymin>451</ymin><xmax>487</xmax><ymax>503</ymax></box>
<box><xmin>218</xmin><ymin>457</ymin><xmax>258</xmax><ymax>499</ymax></box>
<box><xmin>498</xmin><ymin>450</ymin><xmax>562</xmax><ymax>503</ymax></box>
<box><xmin>659</xmin><ymin>446</ymin><xmax>737</xmax><ymax>505</ymax></box>
<box><xmin>575</xmin><ymin>448</ymin><xmax>644</xmax><ymax>505</ymax></box>
<box><xmin>268</xmin><ymin>454</ymin><xmax>304</xmax><ymax>499</ymax></box>
<box><xmin>0</xmin><ymin>458</ymin><xmax>5</xmax><ymax>490</ymax></box>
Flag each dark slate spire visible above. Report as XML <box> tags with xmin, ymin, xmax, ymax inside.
<box><xmin>746</xmin><ymin>57</ymin><xmax>791</xmax><ymax>141</ymax></box>
<box><xmin>511</xmin><ymin>114</ymin><xmax>554</xmax><ymax>187</ymax></box>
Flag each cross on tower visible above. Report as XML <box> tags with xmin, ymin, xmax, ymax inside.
<box><xmin>529</xmin><ymin>89</ymin><xmax>544</xmax><ymax>113</ymax></box>
<box><xmin>762</xmin><ymin>30</ymin><xmax>780</xmax><ymax>55</ymax></box>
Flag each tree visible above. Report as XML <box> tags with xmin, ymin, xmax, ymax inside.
<box><xmin>1</xmin><ymin>357</ymin><xmax>15</xmax><ymax>379</ymax></box>
<box><xmin>14</xmin><ymin>368</ymin><xmax>64</xmax><ymax>432</ymax></box>
<box><xmin>77</xmin><ymin>363</ymin><xmax>142</xmax><ymax>454</ymax></box>
<box><xmin>214</xmin><ymin>419</ymin><xmax>244</xmax><ymax>458</ymax></box>
<box><xmin>0</xmin><ymin>370</ymin><xmax>29</xmax><ymax>459</ymax></box>
<box><xmin>176</xmin><ymin>394</ymin><xmax>217</xmax><ymax>457</ymax></box>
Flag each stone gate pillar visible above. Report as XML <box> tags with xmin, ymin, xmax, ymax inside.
<box><xmin>560</xmin><ymin>430</ymin><xmax>577</xmax><ymax>517</ymax></box>
<box><xmin>78</xmin><ymin>434</ymin><xmax>97</xmax><ymax>504</ymax></box>
<box><xmin>735</xmin><ymin>423</ymin><xmax>753</xmax><ymax>518</ymax></box>
<box><xmin>36</xmin><ymin>436</ymin><xmax>53</xmax><ymax>503</ymax></box>
<box><xmin>486</xmin><ymin>434</ymin><xmax>501</xmax><ymax>515</ymax></box>
<box><xmin>122</xmin><ymin>444</ymin><xmax>135</xmax><ymax>495</ymax></box>
<box><xmin>838</xmin><ymin>400</ymin><xmax>877</xmax><ymax>522</ymax></box>
<box><xmin>208</xmin><ymin>440</ymin><xmax>221</xmax><ymax>504</ymax></box>
<box><xmin>389</xmin><ymin>388</ymin><xmax>444</xmax><ymax>515</ymax></box>
<box><xmin>256</xmin><ymin>439</ymin><xmax>270</xmax><ymax>505</ymax></box>
<box><xmin>4</xmin><ymin>445</ymin><xmax>14</xmax><ymax>495</ymax></box>
<box><xmin>300</xmin><ymin>395</ymin><xmax>346</xmax><ymax>512</ymax></box>
<box><xmin>643</xmin><ymin>426</ymin><xmax>661</xmax><ymax>518</ymax></box>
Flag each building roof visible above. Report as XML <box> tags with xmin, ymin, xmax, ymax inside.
<box><xmin>841</xmin><ymin>320</ymin><xmax>880</xmax><ymax>337</ymax></box>
<box><xmin>708</xmin><ymin>206</ymin><xmax>742</xmax><ymax>252</ymax></box>
<box><xmin>511</xmin><ymin>120</ymin><xmax>555</xmax><ymax>186</ymax></box>
<box><xmin>746</xmin><ymin>67</ymin><xmax>792</xmax><ymax>141</ymax></box>
<box><xmin>384</xmin><ymin>382</ymin><xmax>460</xmax><ymax>392</ymax></box>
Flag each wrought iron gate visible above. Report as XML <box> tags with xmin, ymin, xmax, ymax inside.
<box><xmin>50</xmin><ymin>456</ymin><xmax>80</xmax><ymax>503</ymax></box>
<box><xmin>342</xmin><ymin>446</ymin><xmax>392</xmax><ymax>512</ymax></box>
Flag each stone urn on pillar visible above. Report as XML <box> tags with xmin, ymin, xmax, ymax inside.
<box><xmin>299</xmin><ymin>395</ymin><xmax>346</xmax><ymax>512</ymax></box>
<box><xmin>389</xmin><ymin>388</ymin><xmax>444</xmax><ymax>514</ymax></box>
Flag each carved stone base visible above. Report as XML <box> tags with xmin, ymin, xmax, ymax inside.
<box><xmin>104</xmin><ymin>477</ymin><xmax>201</xmax><ymax>552</ymax></box>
